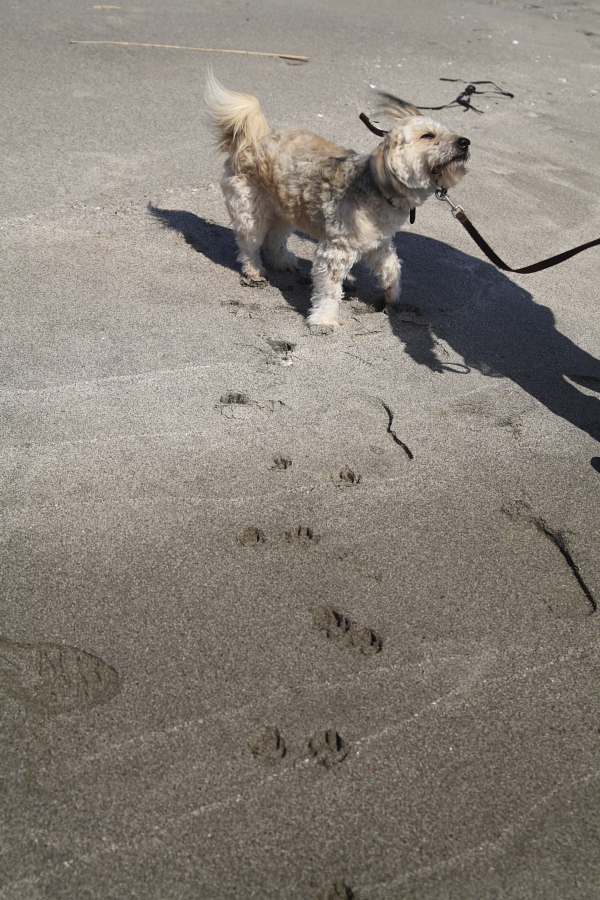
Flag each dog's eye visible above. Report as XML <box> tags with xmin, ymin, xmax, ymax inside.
<box><xmin>420</xmin><ymin>133</ymin><xmax>435</xmax><ymax>140</ymax></box>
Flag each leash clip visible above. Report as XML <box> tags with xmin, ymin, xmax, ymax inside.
<box><xmin>435</xmin><ymin>187</ymin><xmax>463</xmax><ymax>218</ymax></box>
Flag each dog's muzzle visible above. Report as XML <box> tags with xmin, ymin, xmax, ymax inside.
<box><xmin>445</xmin><ymin>138</ymin><xmax>470</xmax><ymax>167</ymax></box>
<box><xmin>433</xmin><ymin>138</ymin><xmax>471</xmax><ymax>175</ymax></box>
<box><xmin>452</xmin><ymin>136</ymin><xmax>471</xmax><ymax>163</ymax></box>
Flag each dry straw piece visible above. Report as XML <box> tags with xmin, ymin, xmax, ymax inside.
<box><xmin>70</xmin><ymin>40</ymin><xmax>309</xmax><ymax>61</ymax></box>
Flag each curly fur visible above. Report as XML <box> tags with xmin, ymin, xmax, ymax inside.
<box><xmin>204</xmin><ymin>74</ymin><xmax>470</xmax><ymax>326</ymax></box>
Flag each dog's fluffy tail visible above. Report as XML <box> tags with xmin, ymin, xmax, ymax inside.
<box><xmin>204</xmin><ymin>71</ymin><xmax>269</xmax><ymax>170</ymax></box>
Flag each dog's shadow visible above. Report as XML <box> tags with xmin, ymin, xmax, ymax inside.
<box><xmin>391</xmin><ymin>232</ymin><xmax>600</xmax><ymax>445</ymax></box>
<box><xmin>148</xmin><ymin>204</ymin><xmax>318</xmax><ymax>315</ymax></box>
<box><xmin>149</xmin><ymin>205</ymin><xmax>599</xmax><ymax>447</ymax></box>
<box><xmin>149</xmin><ymin>204</ymin><xmax>240</xmax><ymax>273</ymax></box>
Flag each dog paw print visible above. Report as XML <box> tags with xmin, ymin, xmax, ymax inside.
<box><xmin>331</xmin><ymin>467</ymin><xmax>361</xmax><ymax>485</ymax></box>
<box><xmin>248</xmin><ymin>726</ymin><xmax>286</xmax><ymax>764</ymax></box>
<box><xmin>305</xmin><ymin>730</ymin><xmax>348</xmax><ymax>768</ymax></box>
<box><xmin>236</xmin><ymin>526</ymin><xmax>266</xmax><ymax>546</ymax></box>
<box><xmin>219</xmin><ymin>393</ymin><xmax>285</xmax><ymax>419</ymax></box>
<box><xmin>266</xmin><ymin>339</ymin><xmax>296</xmax><ymax>354</ymax></box>
<box><xmin>265</xmin><ymin>339</ymin><xmax>297</xmax><ymax>367</ymax></box>
<box><xmin>0</xmin><ymin>637</ymin><xmax>120</xmax><ymax>714</ymax></box>
<box><xmin>220</xmin><ymin>391</ymin><xmax>251</xmax><ymax>406</ymax></box>
<box><xmin>285</xmin><ymin>525</ymin><xmax>320</xmax><ymax>546</ymax></box>
<box><xmin>271</xmin><ymin>456</ymin><xmax>292</xmax><ymax>471</ymax></box>
<box><xmin>312</xmin><ymin>607</ymin><xmax>382</xmax><ymax>655</ymax></box>
<box><xmin>240</xmin><ymin>275</ymin><xmax>267</xmax><ymax>287</ymax></box>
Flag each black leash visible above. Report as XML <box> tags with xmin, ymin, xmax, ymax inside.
<box><xmin>379</xmin><ymin>80</ymin><xmax>514</xmax><ymax>116</ymax></box>
<box><xmin>436</xmin><ymin>188</ymin><xmax>600</xmax><ymax>274</ymax></box>
<box><xmin>428</xmin><ymin>80</ymin><xmax>514</xmax><ymax>114</ymax></box>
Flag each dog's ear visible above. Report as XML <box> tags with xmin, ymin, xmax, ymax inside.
<box><xmin>377</xmin><ymin>91</ymin><xmax>423</xmax><ymax>119</ymax></box>
<box><xmin>370</xmin><ymin>133</ymin><xmax>405</xmax><ymax>197</ymax></box>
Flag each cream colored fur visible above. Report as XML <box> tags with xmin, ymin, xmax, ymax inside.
<box><xmin>204</xmin><ymin>73</ymin><xmax>470</xmax><ymax>326</ymax></box>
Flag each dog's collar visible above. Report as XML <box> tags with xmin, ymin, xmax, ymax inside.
<box><xmin>383</xmin><ymin>193</ymin><xmax>404</xmax><ymax>210</ymax></box>
<box><xmin>373</xmin><ymin>175</ymin><xmax>415</xmax><ymax>217</ymax></box>
<box><xmin>381</xmin><ymin>192</ymin><xmax>416</xmax><ymax>223</ymax></box>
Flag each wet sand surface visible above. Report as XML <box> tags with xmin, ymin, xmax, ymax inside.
<box><xmin>1</xmin><ymin>1</ymin><xmax>599</xmax><ymax>897</ymax></box>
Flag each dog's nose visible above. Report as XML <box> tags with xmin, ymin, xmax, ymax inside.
<box><xmin>456</xmin><ymin>137</ymin><xmax>470</xmax><ymax>150</ymax></box>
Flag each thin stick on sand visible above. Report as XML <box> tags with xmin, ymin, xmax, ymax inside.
<box><xmin>69</xmin><ymin>40</ymin><xmax>309</xmax><ymax>62</ymax></box>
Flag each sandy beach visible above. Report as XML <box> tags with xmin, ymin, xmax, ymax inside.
<box><xmin>1</xmin><ymin>1</ymin><xmax>599</xmax><ymax>897</ymax></box>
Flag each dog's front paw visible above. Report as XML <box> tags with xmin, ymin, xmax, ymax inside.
<box><xmin>307</xmin><ymin>310</ymin><xmax>339</xmax><ymax>328</ymax></box>
<box><xmin>240</xmin><ymin>261</ymin><xmax>266</xmax><ymax>281</ymax></box>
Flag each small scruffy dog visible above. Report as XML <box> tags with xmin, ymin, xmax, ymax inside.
<box><xmin>204</xmin><ymin>74</ymin><xmax>470</xmax><ymax>326</ymax></box>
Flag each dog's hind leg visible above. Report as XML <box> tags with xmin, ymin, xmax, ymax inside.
<box><xmin>363</xmin><ymin>240</ymin><xmax>402</xmax><ymax>306</ymax></box>
<box><xmin>308</xmin><ymin>241</ymin><xmax>358</xmax><ymax>327</ymax></box>
<box><xmin>221</xmin><ymin>170</ymin><xmax>270</xmax><ymax>282</ymax></box>
<box><xmin>263</xmin><ymin>216</ymin><xmax>299</xmax><ymax>273</ymax></box>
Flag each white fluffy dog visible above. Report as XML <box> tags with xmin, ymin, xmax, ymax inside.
<box><xmin>204</xmin><ymin>74</ymin><xmax>470</xmax><ymax>326</ymax></box>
